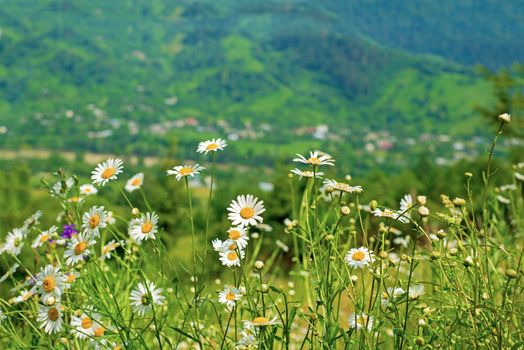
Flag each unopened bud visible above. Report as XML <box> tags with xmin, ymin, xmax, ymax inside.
<box><xmin>452</xmin><ymin>197</ymin><xmax>466</xmax><ymax>207</ymax></box>
<box><xmin>506</xmin><ymin>269</ymin><xmax>518</xmax><ymax>279</ymax></box>
<box><xmin>254</xmin><ymin>261</ymin><xmax>265</xmax><ymax>270</ymax></box>
<box><xmin>416</xmin><ymin>196</ymin><xmax>427</xmax><ymax>206</ymax></box>
<box><xmin>418</xmin><ymin>206</ymin><xmax>429</xmax><ymax>217</ymax></box>
<box><xmin>340</xmin><ymin>206</ymin><xmax>351</xmax><ymax>216</ymax></box>
<box><xmin>369</xmin><ymin>200</ymin><xmax>378</xmax><ymax>211</ymax></box>
<box><xmin>498</xmin><ymin>113</ymin><xmax>511</xmax><ymax>123</ymax></box>
<box><xmin>131</xmin><ymin>208</ymin><xmax>140</xmax><ymax>216</ymax></box>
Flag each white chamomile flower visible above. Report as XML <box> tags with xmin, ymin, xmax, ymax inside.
<box><xmin>2</xmin><ymin>228</ymin><xmax>27</xmax><ymax>256</ymax></box>
<box><xmin>64</xmin><ymin>271</ymin><xmax>80</xmax><ymax>287</ymax></box>
<box><xmin>101</xmin><ymin>240</ymin><xmax>121</xmax><ymax>260</ymax></box>
<box><xmin>372</xmin><ymin>208</ymin><xmax>410</xmax><ymax>224</ymax></box>
<box><xmin>399</xmin><ymin>194</ymin><xmax>413</xmax><ymax>216</ymax></box>
<box><xmin>167</xmin><ymin>164</ymin><xmax>205</xmax><ymax>181</ymax></box>
<box><xmin>197</xmin><ymin>138</ymin><xmax>227</xmax><ymax>154</ymax></box>
<box><xmin>408</xmin><ymin>284</ymin><xmax>425</xmax><ymax>299</ymax></box>
<box><xmin>70</xmin><ymin>308</ymin><xmax>102</xmax><ymax>339</ymax></box>
<box><xmin>37</xmin><ymin>304</ymin><xmax>64</xmax><ymax>334</ymax></box>
<box><xmin>381</xmin><ymin>287</ymin><xmax>405</xmax><ymax>307</ymax></box>
<box><xmin>293</xmin><ymin>151</ymin><xmax>335</xmax><ymax>166</ymax></box>
<box><xmin>290</xmin><ymin>169</ymin><xmax>324</xmax><ymax>179</ymax></box>
<box><xmin>125</xmin><ymin>173</ymin><xmax>144</xmax><ymax>193</ymax></box>
<box><xmin>52</xmin><ymin>178</ymin><xmax>75</xmax><ymax>196</ymax></box>
<box><xmin>33</xmin><ymin>265</ymin><xmax>66</xmax><ymax>302</ymax></box>
<box><xmin>106</xmin><ymin>211</ymin><xmax>116</xmax><ymax>225</ymax></box>
<box><xmin>349</xmin><ymin>313</ymin><xmax>373</xmax><ymax>331</ymax></box>
<box><xmin>79</xmin><ymin>184</ymin><xmax>98</xmax><ymax>196</ymax></box>
<box><xmin>32</xmin><ymin>226</ymin><xmax>58</xmax><ymax>249</ymax></box>
<box><xmin>227</xmin><ymin>227</ymin><xmax>249</xmax><ymax>250</ymax></box>
<box><xmin>227</xmin><ymin>194</ymin><xmax>265</xmax><ymax>227</ymax></box>
<box><xmin>64</xmin><ymin>232</ymin><xmax>96</xmax><ymax>266</ymax></box>
<box><xmin>323</xmin><ymin>179</ymin><xmax>363</xmax><ymax>193</ymax></box>
<box><xmin>219</xmin><ymin>249</ymin><xmax>245</xmax><ymax>267</ymax></box>
<box><xmin>82</xmin><ymin>206</ymin><xmax>108</xmax><ymax>237</ymax></box>
<box><xmin>129</xmin><ymin>282</ymin><xmax>165</xmax><ymax>316</ymax></box>
<box><xmin>345</xmin><ymin>247</ymin><xmax>375</xmax><ymax>269</ymax></box>
<box><xmin>212</xmin><ymin>239</ymin><xmax>238</xmax><ymax>253</ymax></box>
<box><xmin>91</xmin><ymin>158</ymin><xmax>124</xmax><ymax>186</ymax></box>
<box><xmin>244</xmin><ymin>316</ymin><xmax>281</xmax><ymax>327</ymax></box>
<box><xmin>129</xmin><ymin>212</ymin><xmax>159</xmax><ymax>241</ymax></box>
<box><xmin>218</xmin><ymin>286</ymin><xmax>242</xmax><ymax>307</ymax></box>
<box><xmin>13</xmin><ymin>289</ymin><xmax>36</xmax><ymax>304</ymax></box>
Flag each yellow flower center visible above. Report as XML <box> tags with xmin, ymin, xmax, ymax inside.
<box><xmin>94</xmin><ymin>326</ymin><xmax>105</xmax><ymax>337</ymax></box>
<box><xmin>40</xmin><ymin>234</ymin><xmax>50</xmax><ymax>243</ymax></box>
<box><xmin>81</xmin><ymin>317</ymin><xmax>93</xmax><ymax>329</ymax></box>
<box><xmin>179</xmin><ymin>167</ymin><xmax>193</xmax><ymax>176</ymax></box>
<box><xmin>113</xmin><ymin>346</ymin><xmax>122</xmax><ymax>350</ymax></box>
<box><xmin>142</xmin><ymin>221</ymin><xmax>153</xmax><ymax>234</ymax></box>
<box><xmin>101</xmin><ymin>167</ymin><xmax>116</xmax><ymax>179</ymax></box>
<box><xmin>240</xmin><ymin>207</ymin><xmax>255</xmax><ymax>219</ymax></box>
<box><xmin>47</xmin><ymin>308</ymin><xmax>59</xmax><ymax>321</ymax></box>
<box><xmin>206</xmin><ymin>143</ymin><xmax>219</xmax><ymax>151</ymax></box>
<box><xmin>69</xmin><ymin>196</ymin><xmax>81</xmax><ymax>203</ymax></box>
<box><xmin>352</xmin><ymin>251</ymin><xmax>365</xmax><ymax>261</ymax></box>
<box><xmin>229</xmin><ymin>230</ymin><xmax>241</xmax><ymax>240</ymax></box>
<box><xmin>74</xmin><ymin>242</ymin><xmax>88</xmax><ymax>255</ymax></box>
<box><xmin>42</xmin><ymin>276</ymin><xmax>56</xmax><ymax>293</ymax></box>
<box><xmin>67</xmin><ymin>274</ymin><xmax>76</xmax><ymax>283</ymax></box>
<box><xmin>228</xmin><ymin>243</ymin><xmax>237</xmax><ymax>250</ymax></box>
<box><xmin>226</xmin><ymin>292</ymin><xmax>236</xmax><ymax>301</ymax></box>
<box><xmin>252</xmin><ymin>316</ymin><xmax>269</xmax><ymax>325</ymax></box>
<box><xmin>131</xmin><ymin>178</ymin><xmax>142</xmax><ymax>186</ymax></box>
<box><xmin>308</xmin><ymin>157</ymin><xmax>320</xmax><ymax>165</ymax></box>
<box><xmin>227</xmin><ymin>251</ymin><xmax>238</xmax><ymax>261</ymax></box>
<box><xmin>89</xmin><ymin>214</ymin><xmax>100</xmax><ymax>229</ymax></box>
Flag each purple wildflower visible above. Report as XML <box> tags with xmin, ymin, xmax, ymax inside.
<box><xmin>61</xmin><ymin>224</ymin><xmax>78</xmax><ymax>239</ymax></box>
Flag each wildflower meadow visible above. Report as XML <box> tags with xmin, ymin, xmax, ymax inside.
<box><xmin>0</xmin><ymin>116</ymin><xmax>523</xmax><ymax>349</ymax></box>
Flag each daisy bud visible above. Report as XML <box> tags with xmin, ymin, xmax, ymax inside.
<box><xmin>505</xmin><ymin>269</ymin><xmax>518</xmax><ymax>279</ymax></box>
<box><xmin>260</xmin><ymin>284</ymin><xmax>269</xmax><ymax>293</ymax></box>
<box><xmin>449</xmin><ymin>248</ymin><xmax>458</xmax><ymax>256</ymax></box>
<box><xmin>452</xmin><ymin>197</ymin><xmax>466</xmax><ymax>207</ymax></box>
<box><xmin>465</xmin><ymin>172</ymin><xmax>473</xmax><ymax>178</ymax></box>
<box><xmin>431</xmin><ymin>251</ymin><xmax>441</xmax><ymax>260</ymax></box>
<box><xmin>349</xmin><ymin>218</ymin><xmax>356</xmax><ymax>224</ymax></box>
<box><xmin>214</xmin><ymin>279</ymin><xmax>221</xmax><ymax>285</ymax></box>
<box><xmin>46</xmin><ymin>296</ymin><xmax>56</xmax><ymax>306</ymax></box>
<box><xmin>167</xmin><ymin>287</ymin><xmax>174</xmax><ymax>293</ymax></box>
<box><xmin>340</xmin><ymin>206</ymin><xmax>351</xmax><ymax>216</ymax></box>
<box><xmin>498</xmin><ymin>112</ymin><xmax>511</xmax><ymax>123</ymax></box>
<box><xmin>436</xmin><ymin>229</ymin><xmax>447</xmax><ymax>238</ymax></box>
<box><xmin>464</xmin><ymin>256</ymin><xmax>474</xmax><ymax>267</ymax></box>
<box><xmin>369</xmin><ymin>200</ymin><xmax>378</xmax><ymax>211</ymax></box>
<box><xmin>326</xmin><ymin>186</ymin><xmax>334</xmax><ymax>193</ymax></box>
<box><xmin>350</xmin><ymin>275</ymin><xmax>358</xmax><ymax>282</ymax></box>
<box><xmin>325</xmin><ymin>234</ymin><xmax>334</xmax><ymax>241</ymax></box>
<box><xmin>240</xmin><ymin>286</ymin><xmax>247</xmax><ymax>295</ymax></box>
<box><xmin>416</xmin><ymin>196</ymin><xmax>427</xmax><ymax>206</ymax></box>
<box><xmin>378</xmin><ymin>251</ymin><xmax>388</xmax><ymax>260</ymax></box>
<box><xmin>132</xmin><ymin>208</ymin><xmax>140</xmax><ymax>216</ymax></box>
<box><xmin>289</xmin><ymin>289</ymin><xmax>296</xmax><ymax>296</ymax></box>
<box><xmin>418</xmin><ymin>206</ymin><xmax>429</xmax><ymax>217</ymax></box>
<box><xmin>292</xmin><ymin>220</ymin><xmax>299</xmax><ymax>228</ymax></box>
<box><xmin>401</xmin><ymin>254</ymin><xmax>410</xmax><ymax>262</ymax></box>
<box><xmin>415</xmin><ymin>337</ymin><xmax>425</xmax><ymax>346</ymax></box>
<box><xmin>418</xmin><ymin>319</ymin><xmax>427</xmax><ymax>327</ymax></box>
<box><xmin>482</xmin><ymin>292</ymin><xmax>489</xmax><ymax>300</ymax></box>
<box><xmin>254</xmin><ymin>261</ymin><xmax>265</xmax><ymax>270</ymax></box>
<box><xmin>60</xmin><ymin>338</ymin><xmax>69</xmax><ymax>345</ymax></box>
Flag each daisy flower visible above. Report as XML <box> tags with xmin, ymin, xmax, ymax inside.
<box><xmin>167</xmin><ymin>164</ymin><xmax>205</xmax><ymax>181</ymax></box>
<box><xmin>101</xmin><ymin>240</ymin><xmax>121</xmax><ymax>260</ymax></box>
<box><xmin>125</xmin><ymin>173</ymin><xmax>144</xmax><ymax>193</ymax></box>
<box><xmin>290</xmin><ymin>169</ymin><xmax>324</xmax><ymax>179</ymax></box>
<box><xmin>129</xmin><ymin>282</ymin><xmax>165</xmax><ymax>316</ymax></box>
<box><xmin>33</xmin><ymin>265</ymin><xmax>66</xmax><ymax>302</ymax></box>
<box><xmin>64</xmin><ymin>271</ymin><xmax>80</xmax><ymax>287</ymax></box>
<box><xmin>129</xmin><ymin>212</ymin><xmax>159</xmax><ymax>241</ymax></box>
<box><xmin>91</xmin><ymin>158</ymin><xmax>124</xmax><ymax>186</ymax></box>
<box><xmin>515</xmin><ymin>172</ymin><xmax>524</xmax><ymax>182</ymax></box>
<box><xmin>345</xmin><ymin>247</ymin><xmax>375</xmax><ymax>269</ymax></box>
<box><xmin>13</xmin><ymin>289</ymin><xmax>36</xmax><ymax>304</ymax></box>
<box><xmin>197</xmin><ymin>138</ymin><xmax>227</xmax><ymax>154</ymax></box>
<box><xmin>372</xmin><ymin>208</ymin><xmax>410</xmax><ymax>224</ymax></box>
<box><xmin>219</xmin><ymin>249</ymin><xmax>245</xmax><ymax>267</ymax></box>
<box><xmin>293</xmin><ymin>151</ymin><xmax>334</xmax><ymax>166</ymax></box>
<box><xmin>37</xmin><ymin>303</ymin><xmax>64</xmax><ymax>334</ymax></box>
<box><xmin>349</xmin><ymin>313</ymin><xmax>373</xmax><ymax>331</ymax></box>
<box><xmin>79</xmin><ymin>184</ymin><xmax>98</xmax><ymax>196</ymax></box>
<box><xmin>82</xmin><ymin>206</ymin><xmax>108</xmax><ymax>237</ymax></box>
<box><xmin>32</xmin><ymin>226</ymin><xmax>58</xmax><ymax>249</ymax></box>
<box><xmin>227</xmin><ymin>227</ymin><xmax>249</xmax><ymax>250</ymax></box>
<box><xmin>244</xmin><ymin>316</ymin><xmax>281</xmax><ymax>327</ymax></box>
<box><xmin>2</xmin><ymin>228</ymin><xmax>26</xmax><ymax>256</ymax></box>
<box><xmin>64</xmin><ymin>232</ymin><xmax>96</xmax><ymax>266</ymax></box>
<box><xmin>212</xmin><ymin>239</ymin><xmax>239</xmax><ymax>253</ymax></box>
<box><xmin>227</xmin><ymin>194</ymin><xmax>265</xmax><ymax>227</ymax></box>
<box><xmin>52</xmin><ymin>178</ymin><xmax>75</xmax><ymax>196</ymax></box>
<box><xmin>218</xmin><ymin>286</ymin><xmax>242</xmax><ymax>307</ymax></box>
<box><xmin>70</xmin><ymin>308</ymin><xmax>102</xmax><ymax>339</ymax></box>
<box><xmin>323</xmin><ymin>179</ymin><xmax>363</xmax><ymax>193</ymax></box>
<box><xmin>408</xmin><ymin>285</ymin><xmax>425</xmax><ymax>300</ymax></box>
<box><xmin>381</xmin><ymin>287</ymin><xmax>405</xmax><ymax>307</ymax></box>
